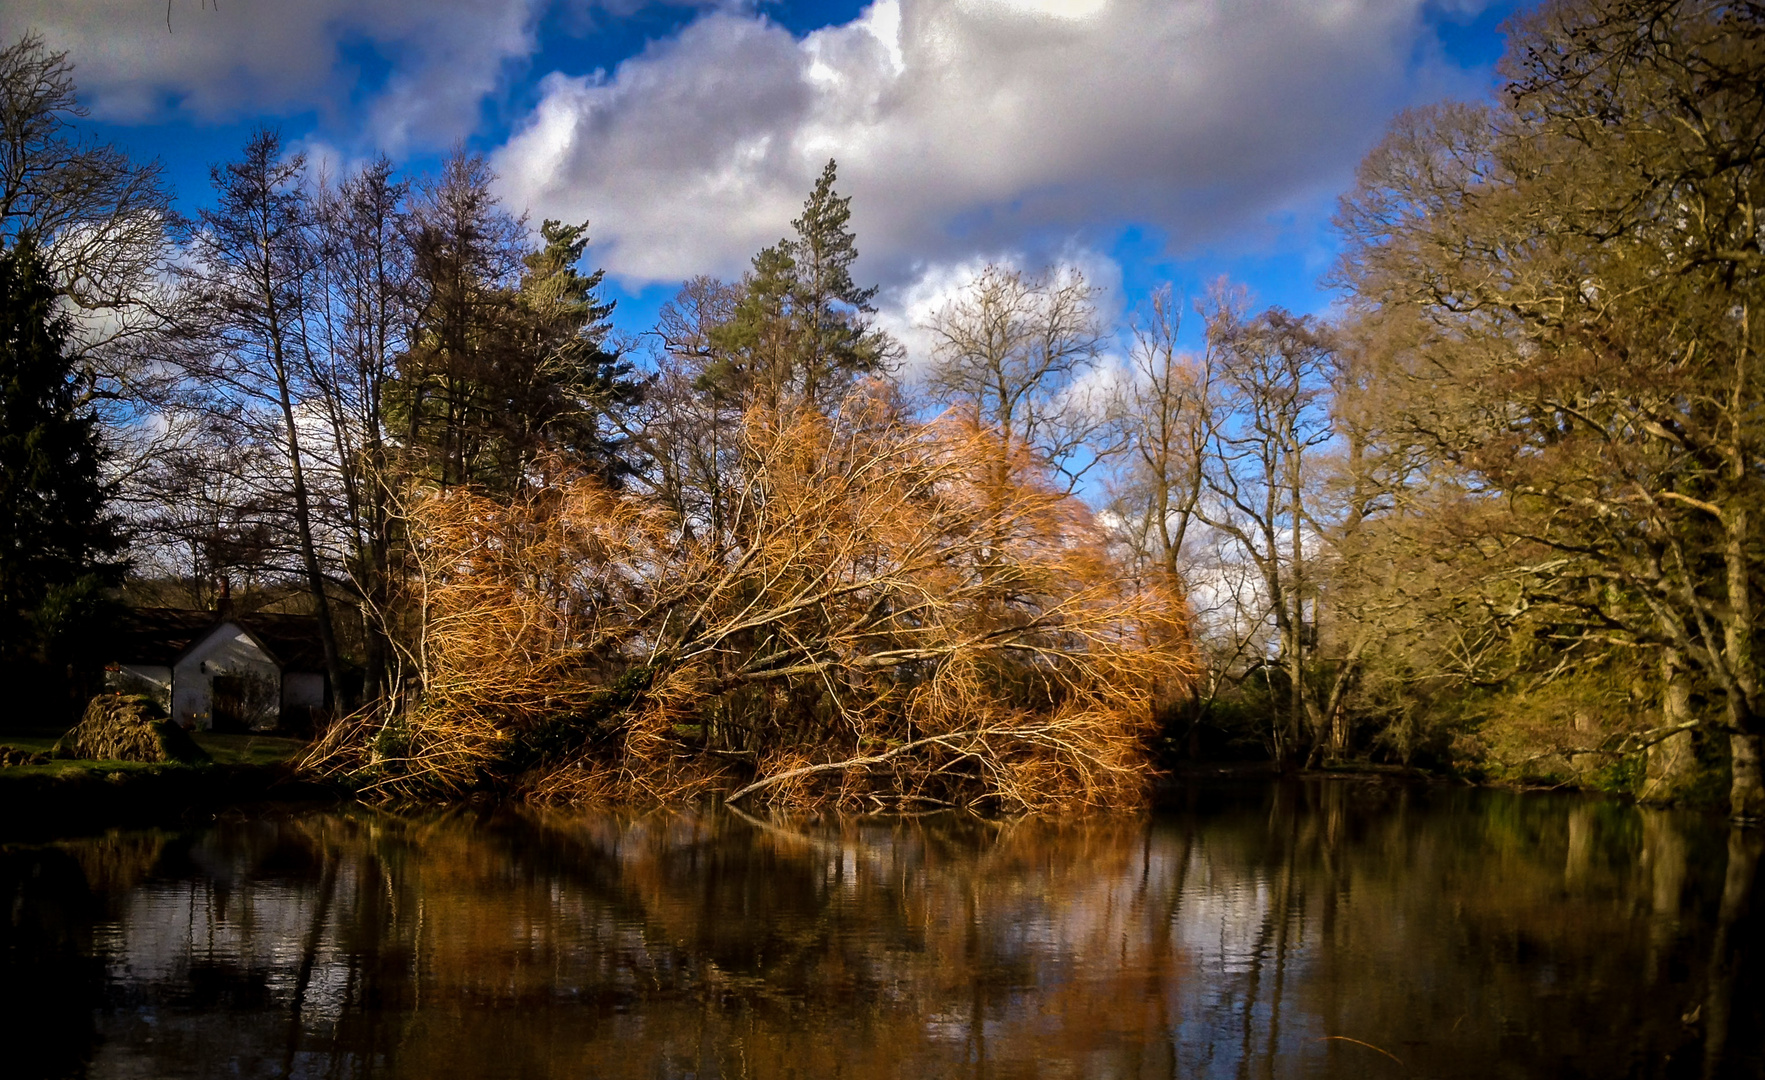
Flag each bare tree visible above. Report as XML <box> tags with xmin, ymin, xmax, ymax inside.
<box><xmin>309</xmin><ymin>157</ymin><xmax>415</xmax><ymax>703</ymax></box>
<box><xmin>1105</xmin><ymin>287</ymin><xmax>1243</xmax><ymax>750</ymax></box>
<box><xmin>177</xmin><ymin>129</ymin><xmax>346</xmax><ymax>711</ymax></box>
<box><xmin>1109</xmin><ymin>286</ymin><xmax>1216</xmax><ymax>587</ymax></box>
<box><xmin>1198</xmin><ymin>304</ymin><xmax>1342</xmax><ymax>764</ymax></box>
<box><xmin>0</xmin><ymin>33</ymin><xmax>183</xmax><ymax>495</ymax></box>
<box><xmin>634</xmin><ymin>276</ymin><xmax>745</xmax><ymax>547</ymax></box>
<box><xmin>0</xmin><ymin>33</ymin><xmax>169</xmax><ymax>325</ymax></box>
<box><xmin>925</xmin><ymin>264</ymin><xmax>1112</xmax><ymax>491</ymax></box>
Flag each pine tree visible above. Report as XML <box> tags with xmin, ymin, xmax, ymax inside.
<box><xmin>0</xmin><ymin>236</ymin><xmax>121</xmax><ymax>662</ymax></box>
<box><xmin>702</xmin><ymin>242</ymin><xmax>798</xmax><ymax>410</ymax></box>
<box><xmin>702</xmin><ymin>160</ymin><xmax>895</xmax><ymax>412</ymax></box>
<box><xmin>508</xmin><ymin>219</ymin><xmax>641</xmax><ymax>485</ymax></box>
<box><xmin>390</xmin><ymin>149</ymin><xmax>529</xmax><ymax>490</ymax></box>
<box><xmin>788</xmin><ymin>158</ymin><xmax>888</xmax><ymax>406</ymax></box>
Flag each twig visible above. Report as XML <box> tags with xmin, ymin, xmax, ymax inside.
<box><xmin>1317</xmin><ymin>1036</ymin><xmax>1406</xmax><ymax>1069</ymax></box>
<box><xmin>724</xmin><ymin>724</ymin><xmax>1062</xmax><ymax>804</ymax></box>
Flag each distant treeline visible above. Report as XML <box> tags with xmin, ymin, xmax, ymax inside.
<box><xmin>2</xmin><ymin>0</ymin><xmax>1762</xmax><ymax>815</ymax></box>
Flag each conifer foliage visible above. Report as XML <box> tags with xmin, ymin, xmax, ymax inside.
<box><xmin>0</xmin><ymin>236</ymin><xmax>120</xmax><ymax>662</ymax></box>
<box><xmin>508</xmin><ymin>219</ymin><xmax>640</xmax><ymax>485</ymax></box>
<box><xmin>701</xmin><ymin>160</ymin><xmax>894</xmax><ymax>410</ymax></box>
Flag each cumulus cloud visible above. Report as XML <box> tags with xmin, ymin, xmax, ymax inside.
<box><xmin>2</xmin><ymin>0</ymin><xmax>542</xmax><ymax>152</ymax></box>
<box><xmin>493</xmin><ymin>0</ymin><xmax>1491</xmax><ymax>288</ymax></box>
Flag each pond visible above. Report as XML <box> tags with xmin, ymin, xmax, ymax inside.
<box><xmin>2</xmin><ymin>781</ymin><xmax>1760</xmax><ymax>1079</ymax></box>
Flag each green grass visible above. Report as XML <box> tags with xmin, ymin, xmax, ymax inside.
<box><xmin>1</xmin><ymin>734</ymin><xmax>58</xmax><ymax>756</ymax></box>
<box><xmin>191</xmin><ymin>733</ymin><xmax>309</xmax><ymax>766</ymax></box>
<box><xmin>0</xmin><ymin>755</ymin><xmax>170</xmax><ymax>780</ymax></box>
<box><xmin>0</xmin><ymin>730</ymin><xmax>308</xmax><ymax>774</ymax></box>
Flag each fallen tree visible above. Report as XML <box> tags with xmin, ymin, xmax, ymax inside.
<box><xmin>305</xmin><ymin>390</ymin><xmax>1195</xmax><ymax>809</ymax></box>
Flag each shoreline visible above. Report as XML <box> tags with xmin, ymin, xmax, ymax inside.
<box><xmin>0</xmin><ymin>759</ymin><xmax>342</xmax><ymax>841</ymax></box>
<box><xmin>2</xmin><ymin>751</ymin><xmax>1724</xmax><ymax>840</ymax></box>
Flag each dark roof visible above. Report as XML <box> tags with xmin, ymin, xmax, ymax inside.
<box><xmin>106</xmin><ymin>607</ymin><xmax>216</xmax><ymax>667</ymax></box>
<box><xmin>239</xmin><ymin>612</ymin><xmax>328</xmax><ymax>671</ymax></box>
<box><xmin>106</xmin><ymin>607</ymin><xmax>328</xmax><ymax>673</ymax></box>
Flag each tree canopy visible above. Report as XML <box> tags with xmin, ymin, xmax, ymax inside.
<box><xmin>10</xmin><ymin>1</ymin><xmax>1765</xmax><ymax>816</ymax></box>
<box><xmin>0</xmin><ymin>236</ymin><xmax>121</xmax><ymax>666</ymax></box>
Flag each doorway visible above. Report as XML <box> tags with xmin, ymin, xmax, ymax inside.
<box><xmin>211</xmin><ymin>675</ymin><xmax>247</xmax><ymax>732</ymax></box>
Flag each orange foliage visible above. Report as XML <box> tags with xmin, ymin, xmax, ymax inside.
<box><xmin>307</xmin><ymin>390</ymin><xmax>1196</xmax><ymax>809</ymax></box>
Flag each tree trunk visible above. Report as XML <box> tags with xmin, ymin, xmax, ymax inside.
<box><xmin>1729</xmin><ymin>732</ymin><xmax>1765</xmax><ymax>821</ymax></box>
<box><xmin>1722</xmin><ymin>502</ymin><xmax>1762</xmax><ymax>822</ymax></box>
<box><xmin>1642</xmin><ymin>648</ymin><xmax>1697</xmax><ymax>803</ymax></box>
<box><xmin>1286</xmin><ymin>633</ymin><xmax>1305</xmax><ymax>771</ymax></box>
<box><xmin>280</xmin><ymin>392</ymin><xmax>349</xmax><ymax>716</ymax></box>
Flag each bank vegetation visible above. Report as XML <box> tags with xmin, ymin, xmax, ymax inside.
<box><xmin>2</xmin><ymin>0</ymin><xmax>1764</xmax><ymax>815</ymax></box>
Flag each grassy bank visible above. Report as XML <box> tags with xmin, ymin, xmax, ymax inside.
<box><xmin>0</xmin><ymin>732</ymin><xmax>338</xmax><ymax>839</ymax></box>
<box><xmin>2</xmin><ymin>731</ymin><xmax>309</xmax><ymax>767</ymax></box>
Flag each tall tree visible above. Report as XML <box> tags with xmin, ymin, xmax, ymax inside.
<box><xmin>181</xmin><ymin>129</ymin><xmax>346</xmax><ymax>710</ymax></box>
<box><xmin>0</xmin><ymin>236</ymin><xmax>121</xmax><ymax>668</ymax></box>
<box><xmin>702</xmin><ymin>161</ymin><xmax>893</xmax><ymax>413</ymax></box>
<box><xmin>1336</xmin><ymin>0</ymin><xmax>1765</xmax><ymax>817</ymax></box>
<box><xmin>1107</xmin><ymin>286</ymin><xmax>1279</xmax><ymax>754</ymax></box>
<box><xmin>1109</xmin><ymin>286</ymin><xmax>1216</xmax><ymax>589</ymax></box>
<box><xmin>785</xmin><ymin>160</ymin><xmax>889</xmax><ymax>407</ymax></box>
<box><xmin>392</xmin><ymin>150</ymin><xmax>528</xmax><ymax>491</ymax></box>
<box><xmin>506</xmin><ymin>219</ymin><xmax>640</xmax><ymax>485</ymax></box>
<box><xmin>1198</xmin><ymin>305</ymin><xmax>1343</xmax><ymax>764</ymax></box>
<box><xmin>310</xmin><ymin>156</ymin><xmax>415</xmax><ymax>703</ymax></box>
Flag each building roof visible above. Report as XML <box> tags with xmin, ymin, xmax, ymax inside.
<box><xmin>239</xmin><ymin>612</ymin><xmax>328</xmax><ymax>671</ymax></box>
<box><xmin>107</xmin><ymin>607</ymin><xmax>328</xmax><ymax>673</ymax></box>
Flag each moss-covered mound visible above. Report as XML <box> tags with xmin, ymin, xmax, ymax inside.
<box><xmin>54</xmin><ymin>695</ymin><xmax>211</xmax><ymax>765</ymax></box>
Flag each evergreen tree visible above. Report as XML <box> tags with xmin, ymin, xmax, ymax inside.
<box><xmin>788</xmin><ymin>158</ymin><xmax>888</xmax><ymax>405</ymax></box>
<box><xmin>508</xmin><ymin>219</ymin><xmax>642</xmax><ymax>485</ymax></box>
<box><xmin>0</xmin><ymin>236</ymin><xmax>121</xmax><ymax>663</ymax></box>
<box><xmin>702</xmin><ymin>242</ymin><xmax>798</xmax><ymax>410</ymax></box>
<box><xmin>392</xmin><ymin>160</ymin><xmax>641</xmax><ymax>495</ymax></box>
<box><xmin>704</xmin><ymin>160</ymin><xmax>895</xmax><ymax>412</ymax></box>
<box><xmin>391</xmin><ymin>150</ymin><xmax>528</xmax><ymax>491</ymax></box>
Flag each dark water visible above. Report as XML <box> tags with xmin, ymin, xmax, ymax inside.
<box><xmin>2</xmin><ymin>782</ymin><xmax>1761</xmax><ymax>1079</ymax></box>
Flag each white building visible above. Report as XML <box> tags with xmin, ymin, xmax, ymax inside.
<box><xmin>104</xmin><ymin>607</ymin><xmax>330</xmax><ymax>732</ymax></box>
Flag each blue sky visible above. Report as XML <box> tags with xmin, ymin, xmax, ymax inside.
<box><xmin>8</xmin><ymin>0</ymin><xmax>1531</xmax><ymax>355</ymax></box>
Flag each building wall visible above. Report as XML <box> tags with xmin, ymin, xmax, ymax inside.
<box><xmin>170</xmin><ymin>624</ymin><xmax>282</xmax><ymax>732</ymax></box>
<box><xmin>106</xmin><ymin>665</ymin><xmax>173</xmax><ymax>711</ymax></box>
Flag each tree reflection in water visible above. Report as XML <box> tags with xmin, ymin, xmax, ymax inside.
<box><xmin>1</xmin><ymin>781</ymin><xmax>1760</xmax><ymax>1078</ymax></box>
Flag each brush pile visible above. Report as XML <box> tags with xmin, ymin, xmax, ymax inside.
<box><xmin>55</xmin><ymin>694</ymin><xmax>210</xmax><ymax>764</ymax></box>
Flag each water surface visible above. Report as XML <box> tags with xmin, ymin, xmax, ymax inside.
<box><xmin>3</xmin><ymin>781</ymin><xmax>1760</xmax><ymax>1078</ymax></box>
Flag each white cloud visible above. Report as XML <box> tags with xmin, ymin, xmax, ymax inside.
<box><xmin>873</xmin><ymin>242</ymin><xmax>1124</xmax><ymax>376</ymax></box>
<box><xmin>875</xmin><ymin>253</ymin><xmax>1001</xmax><ymax>375</ymax></box>
<box><xmin>9</xmin><ymin>0</ymin><xmax>1494</xmax><ymax>297</ymax></box>
<box><xmin>3</xmin><ymin>0</ymin><xmax>542</xmax><ymax>152</ymax></box>
<box><xmin>494</xmin><ymin>0</ymin><xmax>1490</xmax><ymax>288</ymax></box>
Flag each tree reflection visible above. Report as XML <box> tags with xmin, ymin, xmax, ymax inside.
<box><xmin>2</xmin><ymin>783</ymin><xmax>1760</xmax><ymax>1079</ymax></box>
